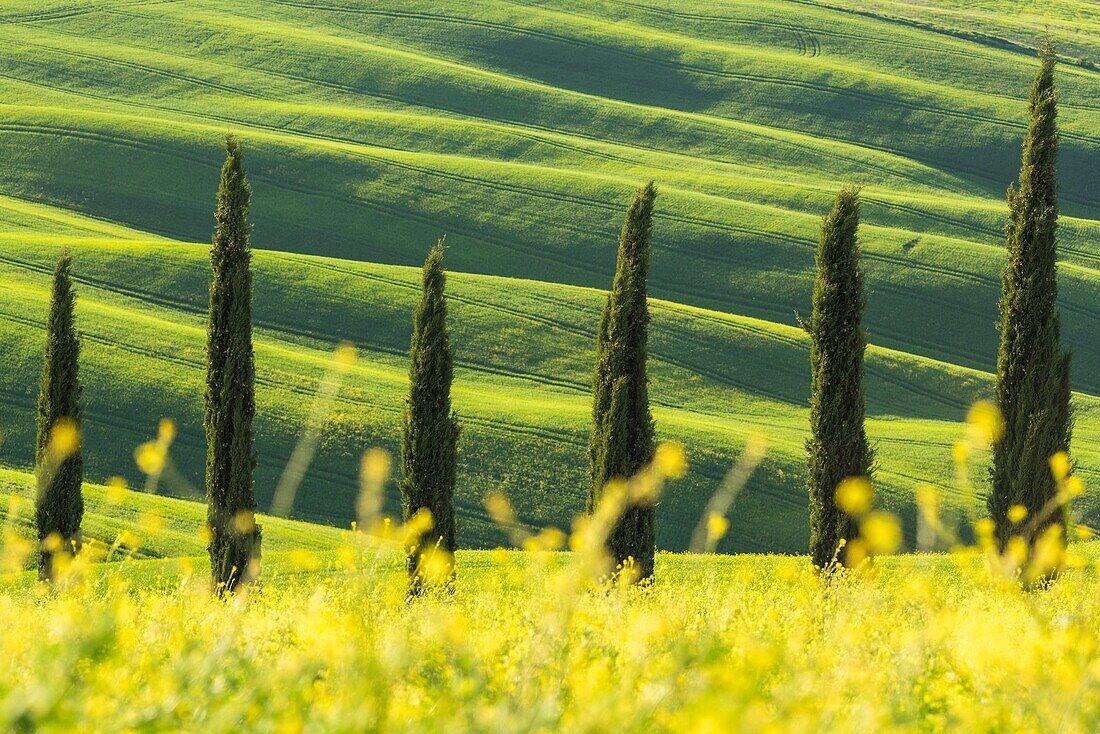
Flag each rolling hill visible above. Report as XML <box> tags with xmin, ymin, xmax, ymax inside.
<box><xmin>0</xmin><ymin>0</ymin><xmax>1098</xmax><ymax>553</ymax></box>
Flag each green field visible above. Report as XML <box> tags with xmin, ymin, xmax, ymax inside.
<box><xmin>1</xmin><ymin>0</ymin><xmax>1098</xmax><ymax>553</ymax></box>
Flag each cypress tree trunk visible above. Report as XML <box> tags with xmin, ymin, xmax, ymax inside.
<box><xmin>205</xmin><ymin>135</ymin><xmax>260</xmax><ymax>593</ymax></box>
<box><xmin>35</xmin><ymin>251</ymin><xmax>84</xmax><ymax>581</ymax></box>
<box><xmin>989</xmin><ymin>41</ymin><xmax>1073</xmax><ymax>549</ymax></box>
<box><xmin>401</xmin><ymin>240</ymin><xmax>459</xmax><ymax>596</ymax></box>
<box><xmin>806</xmin><ymin>186</ymin><xmax>874</xmax><ymax>569</ymax></box>
<box><xmin>588</xmin><ymin>181</ymin><xmax>658</xmax><ymax>582</ymax></box>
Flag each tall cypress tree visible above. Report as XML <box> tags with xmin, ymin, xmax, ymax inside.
<box><xmin>989</xmin><ymin>41</ymin><xmax>1073</xmax><ymax>548</ymax></box>
<box><xmin>401</xmin><ymin>240</ymin><xmax>459</xmax><ymax>595</ymax></box>
<box><xmin>35</xmin><ymin>251</ymin><xmax>84</xmax><ymax>581</ymax></box>
<box><xmin>806</xmin><ymin>186</ymin><xmax>873</xmax><ymax>569</ymax></box>
<box><xmin>588</xmin><ymin>181</ymin><xmax>657</xmax><ymax>582</ymax></box>
<box><xmin>205</xmin><ymin>134</ymin><xmax>260</xmax><ymax>593</ymax></box>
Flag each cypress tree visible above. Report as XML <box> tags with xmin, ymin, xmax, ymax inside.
<box><xmin>989</xmin><ymin>41</ymin><xmax>1073</xmax><ymax>549</ymax></box>
<box><xmin>401</xmin><ymin>240</ymin><xmax>459</xmax><ymax>596</ymax></box>
<box><xmin>588</xmin><ymin>181</ymin><xmax>657</xmax><ymax>582</ymax></box>
<box><xmin>205</xmin><ymin>134</ymin><xmax>260</xmax><ymax>593</ymax></box>
<box><xmin>35</xmin><ymin>251</ymin><xmax>84</xmax><ymax>581</ymax></box>
<box><xmin>806</xmin><ymin>186</ymin><xmax>874</xmax><ymax>569</ymax></box>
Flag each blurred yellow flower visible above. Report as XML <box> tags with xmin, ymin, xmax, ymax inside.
<box><xmin>232</xmin><ymin>510</ymin><xmax>256</xmax><ymax>534</ymax></box>
<box><xmin>1005</xmin><ymin>536</ymin><xmax>1029</xmax><ymax>566</ymax></box>
<box><xmin>417</xmin><ymin>547</ymin><xmax>454</xmax><ymax>586</ymax></box>
<box><xmin>1007</xmin><ymin>504</ymin><xmax>1028</xmax><ymax>524</ymax></box>
<box><xmin>705</xmin><ymin>512</ymin><xmax>729</xmax><ymax>544</ymax></box>
<box><xmin>360</xmin><ymin>448</ymin><xmax>392</xmax><ymax>484</ymax></box>
<box><xmin>524</xmin><ymin>527</ymin><xmax>566</xmax><ymax>552</ymax></box>
<box><xmin>484</xmin><ymin>491</ymin><xmax>516</xmax><ymax>525</ymax></box>
<box><xmin>157</xmin><ymin>418</ymin><xmax>177</xmax><ymax>445</ymax></box>
<box><xmin>835</xmin><ymin>477</ymin><xmax>872</xmax><ymax>516</ymax></box>
<box><xmin>48</xmin><ymin>418</ymin><xmax>80</xmax><ymax>459</ymax></box>
<box><xmin>860</xmin><ymin>512</ymin><xmax>902</xmax><ymax>554</ymax></box>
<box><xmin>334</xmin><ymin>341</ymin><xmax>358</xmax><ymax>367</ymax></box>
<box><xmin>134</xmin><ymin>441</ymin><xmax>167</xmax><ymax>475</ymax></box>
<box><xmin>915</xmin><ymin>484</ymin><xmax>939</xmax><ymax>518</ymax></box>
<box><xmin>653</xmin><ymin>441</ymin><xmax>687</xmax><ymax>479</ymax></box>
<box><xmin>106</xmin><ymin>477</ymin><xmax>129</xmax><ymax>504</ymax></box>
<box><xmin>1049</xmin><ymin>451</ymin><xmax>1071</xmax><ymax>481</ymax></box>
<box><xmin>403</xmin><ymin>508</ymin><xmax>434</xmax><ymax>547</ymax></box>
<box><xmin>115</xmin><ymin>529</ymin><xmax>141</xmax><ymax>550</ymax></box>
<box><xmin>6</xmin><ymin>492</ymin><xmax>22</xmax><ymax>520</ymax></box>
<box><xmin>966</xmin><ymin>400</ymin><xmax>1004</xmax><ymax>444</ymax></box>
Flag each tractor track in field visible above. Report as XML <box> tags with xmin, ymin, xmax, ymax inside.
<box><xmin>862</xmin><ymin>196</ymin><xmax>1001</xmax><ymax>241</ymax></box>
<box><xmin>1</xmin><ymin>92</ymin><xmax>1039</xmax><ymax>313</ymax></box>
<box><xmin>3</xmin><ymin>109</ymin><xmax>1031</xmax><ymax>342</ymax></box>
<box><xmin>509</xmin><ymin>273</ymin><xmax>974</xmax><ymax>414</ymax></box>
<box><xmin>0</xmin><ymin>157</ymin><xmax>1057</xmax><ymax>385</ymax></box>
<box><xmin>0</xmin><ymin>301</ymin><xmax>590</xmax><ymax>451</ymax></box>
<box><xmin>0</xmin><ymin>34</ymin><xmax>267</xmax><ymax>103</ymax></box>
<box><xmin>0</xmin><ymin>248</ymin><xmax>601</xmax><ymax>396</ymax></box>
<box><xmin>0</xmin><ymin>234</ymin><xmax>1007</xmax><ymax>414</ymax></box>
<box><xmin>0</xmin><ymin>115</ymin><xmax>610</xmax><ymax>282</ymax></box>
<box><xmin>0</xmin><ymin>385</ymin><xmax>504</xmax><ymax>530</ymax></box>
<box><xmin>0</xmin><ymin>312</ymin><xmax>796</xmax><ymax>532</ymax></box>
<box><xmin>0</xmin><ymin>28</ymin><xmax>661</xmax><ymax>173</ymax></box>
<box><xmin>276</xmin><ymin>254</ymin><xmax>805</xmax><ymax>406</ymax></box>
<box><xmin>0</xmin><ymin>250</ymin><xmax>608</xmax><ymax>399</ymax></box>
<box><xmin>0</xmin><ymin>0</ymin><xmax>176</xmax><ymax>24</ymax></box>
<box><xmin>13</xmin><ymin>8</ymin><xmax>976</xmax><ymax>197</ymax></box>
<box><xmin>256</xmin><ymin>1</ymin><xmax>1100</xmax><ymax>155</ymax></box>
<box><xmin>660</xmin><ymin>305</ymin><xmax>974</xmax><ymax>413</ymax></box>
<box><xmin>606</xmin><ymin>0</ymin><xmax>1100</xmax><ymax>112</ymax></box>
<box><xmin>261</xmin><ymin>253</ymin><xmax>978</xmax><ymax>416</ymax></box>
<box><xmin>0</xmin><ymin>254</ymin><xmax>854</xmax><ymax>454</ymax></box>
<box><xmin>600</xmin><ymin>0</ymin><xmax>978</xmax><ymax>62</ymax></box>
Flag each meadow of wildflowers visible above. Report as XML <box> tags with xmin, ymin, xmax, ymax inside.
<box><xmin>4</xmin><ymin>540</ymin><xmax>1100</xmax><ymax>732</ymax></box>
<box><xmin>1</xmin><ymin>406</ymin><xmax>1096</xmax><ymax>733</ymax></box>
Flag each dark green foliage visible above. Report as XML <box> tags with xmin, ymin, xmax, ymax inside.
<box><xmin>588</xmin><ymin>181</ymin><xmax>658</xmax><ymax>581</ymax></box>
<box><xmin>806</xmin><ymin>186</ymin><xmax>874</xmax><ymax>569</ymax></box>
<box><xmin>205</xmin><ymin>135</ymin><xmax>261</xmax><ymax>593</ymax></box>
<box><xmin>35</xmin><ymin>252</ymin><xmax>84</xmax><ymax>581</ymax></box>
<box><xmin>401</xmin><ymin>240</ymin><xmax>459</xmax><ymax>595</ymax></box>
<box><xmin>989</xmin><ymin>41</ymin><xmax>1073</xmax><ymax>549</ymax></box>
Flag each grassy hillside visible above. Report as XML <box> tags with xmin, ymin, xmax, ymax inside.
<box><xmin>0</xmin><ymin>466</ymin><xmax>347</xmax><ymax>561</ymax></box>
<box><xmin>0</xmin><ymin>0</ymin><xmax>1097</xmax><ymax>551</ymax></box>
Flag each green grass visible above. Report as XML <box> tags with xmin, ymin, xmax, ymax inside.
<box><xmin>0</xmin><ymin>466</ymin><xmax>348</xmax><ymax>560</ymax></box>
<box><xmin>0</xmin><ymin>0</ymin><xmax>1097</xmax><ymax>552</ymax></box>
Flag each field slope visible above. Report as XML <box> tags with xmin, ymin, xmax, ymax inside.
<box><xmin>0</xmin><ymin>0</ymin><xmax>1098</xmax><ymax>552</ymax></box>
